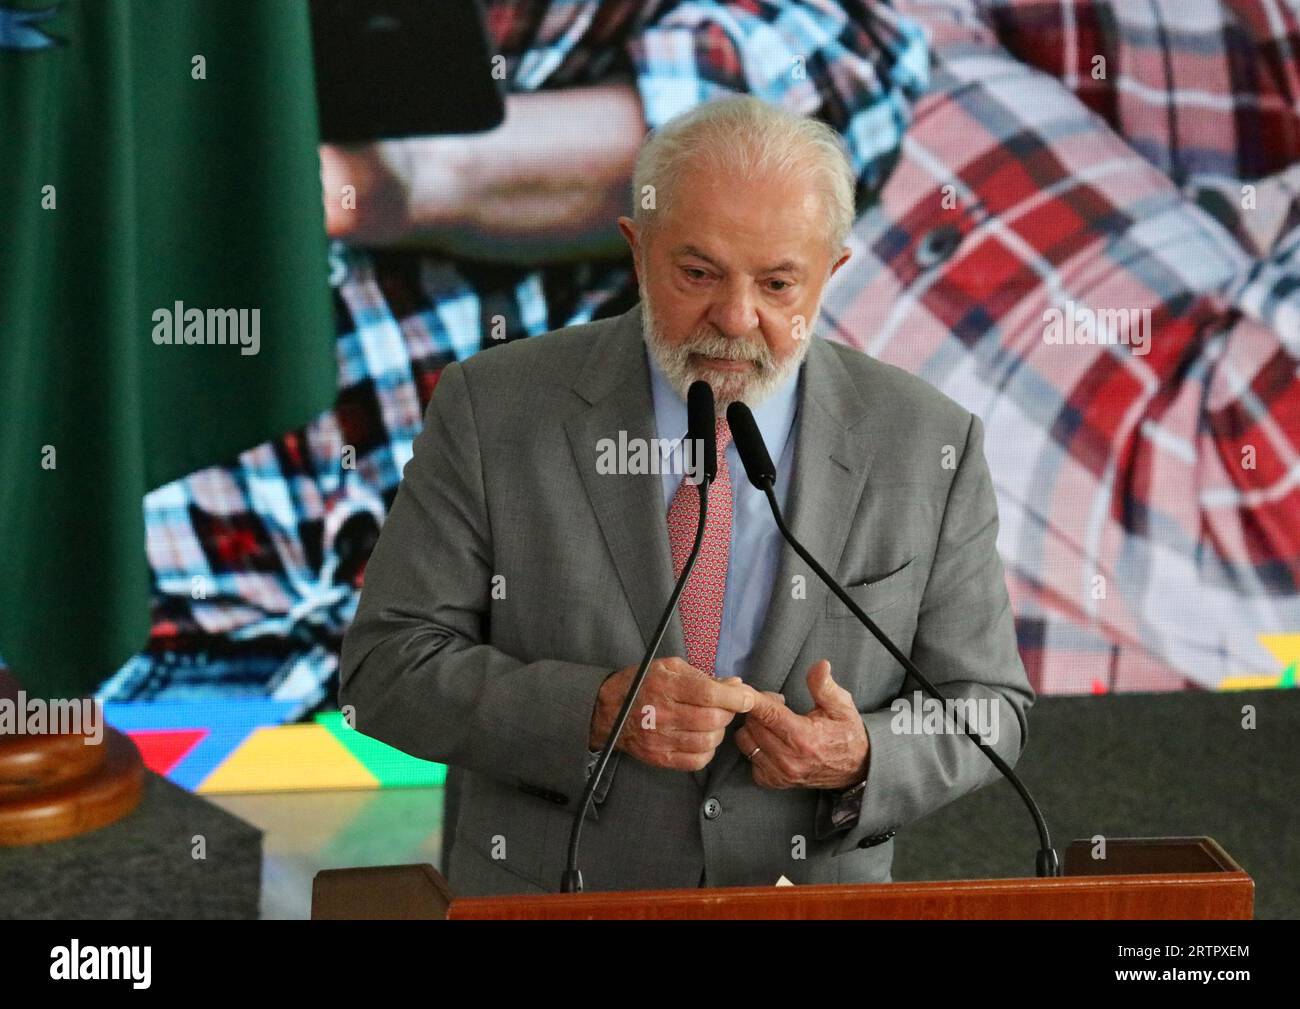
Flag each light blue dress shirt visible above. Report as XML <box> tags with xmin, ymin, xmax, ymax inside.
<box><xmin>645</xmin><ymin>346</ymin><xmax>801</xmax><ymax>682</ymax></box>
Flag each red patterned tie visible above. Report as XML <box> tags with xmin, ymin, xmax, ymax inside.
<box><xmin>666</xmin><ymin>416</ymin><xmax>733</xmax><ymax>677</ymax></box>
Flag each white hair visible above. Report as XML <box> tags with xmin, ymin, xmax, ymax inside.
<box><xmin>631</xmin><ymin>95</ymin><xmax>856</xmax><ymax>256</ymax></box>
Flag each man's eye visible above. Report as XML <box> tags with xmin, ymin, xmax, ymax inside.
<box><xmin>683</xmin><ymin>267</ymin><xmax>709</xmax><ymax>281</ymax></box>
<box><xmin>767</xmin><ymin>279</ymin><xmax>791</xmax><ymax>292</ymax></box>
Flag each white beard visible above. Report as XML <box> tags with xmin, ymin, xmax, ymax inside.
<box><xmin>640</xmin><ymin>284</ymin><xmax>812</xmax><ymax>413</ymax></box>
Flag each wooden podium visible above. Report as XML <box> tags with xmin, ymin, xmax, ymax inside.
<box><xmin>311</xmin><ymin>837</ymin><xmax>1252</xmax><ymax>920</ymax></box>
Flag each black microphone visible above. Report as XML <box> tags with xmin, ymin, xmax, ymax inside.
<box><xmin>562</xmin><ymin>380</ymin><xmax>718</xmax><ymax>892</ymax></box>
<box><xmin>725</xmin><ymin>400</ymin><xmax>1061</xmax><ymax>878</ymax></box>
<box><xmin>688</xmin><ymin>379</ymin><xmax>717</xmax><ymax>484</ymax></box>
<box><xmin>728</xmin><ymin>399</ymin><xmax>775</xmax><ymax>489</ymax></box>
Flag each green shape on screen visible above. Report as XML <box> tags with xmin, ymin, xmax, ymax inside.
<box><xmin>1282</xmin><ymin>662</ymin><xmax>1297</xmax><ymax>689</ymax></box>
<box><xmin>316</xmin><ymin>711</ymin><xmax>447</xmax><ymax>788</ymax></box>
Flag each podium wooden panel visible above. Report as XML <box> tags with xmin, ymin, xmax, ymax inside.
<box><xmin>311</xmin><ymin>837</ymin><xmax>1252</xmax><ymax>920</ymax></box>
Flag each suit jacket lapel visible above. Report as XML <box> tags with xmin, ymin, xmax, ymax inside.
<box><xmin>564</xmin><ymin>303</ymin><xmax>690</xmax><ymax>688</ymax></box>
<box><xmin>704</xmin><ymin>335</ymin><xmax>882</xmax><ymax>795</ymax></box>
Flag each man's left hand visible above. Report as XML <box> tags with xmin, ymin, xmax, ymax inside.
<box><xmin>735</xmin><ymin>660</ymin><xmax>869</xmax><ymax>791</ymax></box>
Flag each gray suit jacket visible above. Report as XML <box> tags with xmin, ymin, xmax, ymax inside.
<box><xmin>339</xmin><ymin>302</ymin><xmax>1034</xmax><ymax>896</ymax></box>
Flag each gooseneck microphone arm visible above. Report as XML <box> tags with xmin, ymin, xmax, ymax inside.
<box><xmin>725</xmin><ymin>401</ymin><xmax>1061</xmax><ymax>879</ymax></box>
<box><xmin>562</xmin><ymin>381</ymin><xmax>719</xmax><ymax>893</ymax></box>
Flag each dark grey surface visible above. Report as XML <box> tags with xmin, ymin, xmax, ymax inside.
<box><xmin>0</xmin><ymin>771</ymin><xmax>262</xmax><ymax>919</ymax></box>
<box><xmin>893</xmin><ymin>688</ymin><xmax>1298</xmax><ymax>919</ymax></box>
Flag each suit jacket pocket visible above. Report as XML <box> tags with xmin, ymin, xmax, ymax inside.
<box><xmin>825</xmin><ymin>556</ymin><xmax>917</xmax><ymax>618</ymax></box>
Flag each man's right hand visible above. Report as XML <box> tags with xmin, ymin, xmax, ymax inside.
<box><xmin>588</xmin><ymin>657</ymin><xmax>759</xmax><ymax>772</ymax></box>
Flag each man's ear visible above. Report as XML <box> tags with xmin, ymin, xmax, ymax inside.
<box><xmin>829</xmin><ymin>245</ymin><xmax>852</xmax><ymax>277</ymax></box>
<box><xmin>617</xmin><ymin>216</ymin><xmax>642</xmax><ymax>281</ymax></box>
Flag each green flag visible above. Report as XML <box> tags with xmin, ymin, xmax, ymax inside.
<box><xmin>0</xmin><ymin>1</ymin><xmax>336</xmax><ymax>699</ymax></box>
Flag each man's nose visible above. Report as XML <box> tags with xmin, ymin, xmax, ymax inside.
<box><xmin>707</xmin><ymin>280</ymin><xmax>760</xmax><ymax>338</ymax></box>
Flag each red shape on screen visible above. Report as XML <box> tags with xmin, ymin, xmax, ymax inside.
<box><xmin>127</xmin><ymin>729</ymin><xmax>208</xmax><ymax>776</ymax></box>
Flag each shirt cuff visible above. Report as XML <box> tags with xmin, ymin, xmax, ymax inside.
<box><xmin>828</xmin><ymin>778</ymin><xmax>868</xmax><ymax>831</ymax></box>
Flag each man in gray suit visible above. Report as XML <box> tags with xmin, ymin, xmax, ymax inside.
<box><xmin>339</xmin><ymin>96</ymin><xmax>1033</xmax><ymax>896</ymax></box>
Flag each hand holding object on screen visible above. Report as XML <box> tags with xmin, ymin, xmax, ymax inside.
<box><xmin>319</xmin><ymin>138</ymin><xmax>446</xmax><ymax>247</ymax></box>
<box><xmin>319</xmin><ymin>84</ymin><xmax>645</xmax><ymax>261</ymax></box>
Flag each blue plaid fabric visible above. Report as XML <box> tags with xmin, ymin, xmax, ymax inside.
<box><xmin>97</xmin><ymin>0</ymin><xmax>929</xmax><ymax>717</ymax></box>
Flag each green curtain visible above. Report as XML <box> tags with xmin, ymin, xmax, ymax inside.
<box><xmin>0</xmin><ymin>0</ymin><xmax>336</xmax><ymax>698</ymax></box>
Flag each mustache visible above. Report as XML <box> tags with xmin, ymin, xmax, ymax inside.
<box><xmin>680</xmin><ymin>328</ymin><xmax>772</xmax><ymax>367</ymax></box>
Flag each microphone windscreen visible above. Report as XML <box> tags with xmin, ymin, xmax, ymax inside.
<box><xmin>726</xmin><ymin>400</ymin><xmax>776</xmax><ymax>489</ymax></box>
<box><xmin>687</xmin><ymin>380</ymin><xmax>717</xmax><ymax>483</ymax></box>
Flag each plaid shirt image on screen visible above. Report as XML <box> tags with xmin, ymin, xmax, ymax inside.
<box><xmin>817</xmin><ymin>0</ymin><xmax>1300</xmax><ymax>694</ymax></box>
